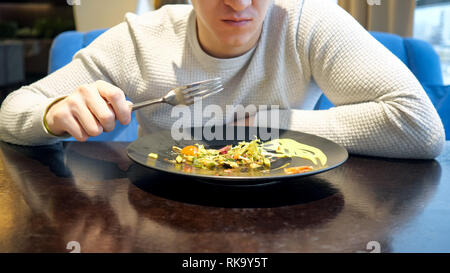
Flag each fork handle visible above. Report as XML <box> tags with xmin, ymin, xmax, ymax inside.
<box><xmin>131</xmin><ymin>98</ymin><xmax>164</xmax><ymax>111</ymax></box>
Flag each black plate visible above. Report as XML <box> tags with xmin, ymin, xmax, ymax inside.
<box><xmin>127</xmin><ymin>126</ymin><xmax>348</xmax><ymax>185</ymax></box>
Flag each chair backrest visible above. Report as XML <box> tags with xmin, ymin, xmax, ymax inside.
<box><xmin>49</xmin><ymin>29</ymin><xmax>138</xmax><ymax>142</ymax></box>
<box><xmin>314</xmin><ymin>31</ymin><xmax>444</xmax><ymax>111</ymax></box>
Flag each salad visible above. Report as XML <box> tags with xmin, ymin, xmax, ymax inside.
<box><xmin>161</xmin><ymin>138</ymin><xmax>328</xmax><ymax>175</ymax></box>
<box><xmin>171</xmin><ymin>138</ymin><xmax>270</xmax><ymax>170</ymax></box>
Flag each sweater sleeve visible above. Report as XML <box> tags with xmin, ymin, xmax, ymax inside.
<box><xmin>257</xmin><ymin>0</ymin><xmax>445</xmax><ymax>159</ymax></box>
<box><xmin>0</xmin><ymin>19</ymin><xmax>139</xmax><ymax>146</ymax></box>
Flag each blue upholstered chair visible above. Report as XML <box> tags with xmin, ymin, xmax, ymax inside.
<box><xmin>49</xmin><ymin>29</ymin><xmax>138</xmax><ymax>142</ymax></box>
<box><xmin>314</xmin><ymin>31</ymin><xmax>444</xmax><ymax>110</ymax></box>
<box><xmin>50</xmin><ymin>29</ymin><xmax>447</xmax><ymax>141</ymax></box>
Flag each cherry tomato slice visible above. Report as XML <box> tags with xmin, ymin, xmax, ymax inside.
<box><xmin>181</xmin><ymin>145</ymin><xmax>198</xmax><ymax>156</ymax></box>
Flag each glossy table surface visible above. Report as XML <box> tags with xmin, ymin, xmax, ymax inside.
<box><xmin>0</xmin><ymin>140</ymin><xmax>449</xmax><ymax>253</ymax></box>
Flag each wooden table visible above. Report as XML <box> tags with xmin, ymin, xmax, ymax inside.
<box><xmin>0</xmin><ymin>141</ymin><xmax>449</xmax><ymax>253</ymax></box>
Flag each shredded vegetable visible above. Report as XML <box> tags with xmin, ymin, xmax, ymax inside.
<box><xmin>171</xmin><ymin>138</ymin><xmax>271</xmax><ymax>170</ymax></box>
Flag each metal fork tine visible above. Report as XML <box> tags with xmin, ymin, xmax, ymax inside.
<box><xmin>185</xmin><ymin>84</ymin><xmax>223</xmax><ymax>99</ymax></box>
<box><xmin>183</xmin><ymin>77</ymin><xmax>222</xmax><ymax>90</ymax></box>
<box><xmin>187</xmin><ymin>86</ymin><xmax>224</xmax><ymax>102</ymax></box>
<box><xmin>181</xmin><ymin>80</ymin><xmax>222</xmax><ymax>94</ymax></box>
<box><xmin>198</xmin><ymin>87</ymin><xmax>224</xmax><ymax>100</ymax></box>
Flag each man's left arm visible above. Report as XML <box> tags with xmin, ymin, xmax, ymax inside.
<box><xmin>256</xmin><ymin>0</ymin><xmax>444</xmax><ymax>159</ymax></box>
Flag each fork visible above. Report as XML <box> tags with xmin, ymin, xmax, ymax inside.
<box><xmin>131</xmin><ymin>78</ymin><xmax>223</xmax><ymax>111</ymax></box>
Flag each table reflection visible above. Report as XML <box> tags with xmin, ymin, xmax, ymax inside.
<box><xmin>0</xmin><ymin>141</ymin><xmax>441</xmax><ymax>252</ymax></box>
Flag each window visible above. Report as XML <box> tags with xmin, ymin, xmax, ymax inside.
<box><xmin>414</xmin><ymin>0</ymin><xmax>450</xmax><ymax>84</ymax></box>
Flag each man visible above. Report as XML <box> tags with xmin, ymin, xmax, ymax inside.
<box><xmin>0</xmin><ymin>0</ymin><xmax>445</xmax><ymax>159</ymax></box>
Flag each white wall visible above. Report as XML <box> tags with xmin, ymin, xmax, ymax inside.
<box><xmin>73</xmin><ymin>0</ymin><xmax>153</xmax><ymax>32</ymax></box>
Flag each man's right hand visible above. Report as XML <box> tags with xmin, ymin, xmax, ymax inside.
<box><xmin>45</xmin><ymin>80</ymin><xmax>132</xmax><ymax>141</ymax></box>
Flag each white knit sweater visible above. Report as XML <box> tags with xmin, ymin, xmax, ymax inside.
<box><xmin>0</xmin><ymin>0</ymin><xmax>445</xmax><ymax>159</ymax></box>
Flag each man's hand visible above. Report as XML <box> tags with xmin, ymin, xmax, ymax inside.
<box><xmin>45</xmin><ymin>80</ymin><xmax>132</xmax><ymax>141</ymax></box>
